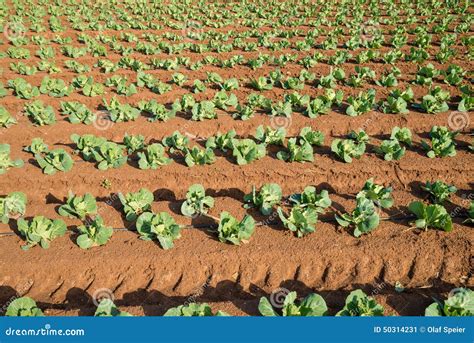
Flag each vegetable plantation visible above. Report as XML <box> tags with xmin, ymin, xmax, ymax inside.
<box><xmin>0</xmin><ymin>0</ymin><xmax>472</xmax><ymax>317</ymax></box>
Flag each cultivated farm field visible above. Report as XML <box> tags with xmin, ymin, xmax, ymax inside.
<box><xmin>0</xmin><ymin>0</ymin><xmax>473</xmax><ymax>317</ymax></box>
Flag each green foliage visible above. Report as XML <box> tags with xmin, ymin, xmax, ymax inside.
<box><xmin>335</xmin><ymin>198</ymin><xmax>380</xmax><ymax>237</ymax></box>
<box><xmin>0</xmin><ymin>106</ymin><xmax>16</xmax><ymax>128</ymax></box>
<box><xmin>231</xmin><ymin>139</ymin><xmax>266</xmax><ymax>165</ymax></box>
<box><xmin>103</xmin><ymin>97</ymin><xmax>140</xmax><ymax>122</ymax></box>
<box><xmin>217</xmin><ymin>211</ymin><xmax>255</xmax><ymax>245</ymax></box>
<box><xmin>390</xmin><ymin>127</ymin><xmax>412</xmax><ymax>146</ymax></box>
<box><xmin>39</xmin><ymin>77</ymin><xmax>72</xmax><ymax>97</ymax></box>
<box><xmin>171</xmin><ymin>72</ymin><xmax>187</xmax><ymax>86</ymax></box>
<box><xmin>213</xmin><ymin>91</ymin><xmax>238</xmax><ymax>110</ymax></box>
<box><xmin>191</xmin><ymin>101</ymin><xmax>217</xmax><ymax>121</ymax></box>
<box><xmin>17</xmin><ymin>216</ymin><xmax>67</xmax><ymax>250</ymax></box>
<box><xmin>7</xmin><ymin>46</ymin><xmax>30</xmax><ymax>59</ymax></box>
<box><xmin>6</xmin><ymin>297</ymin><xmax>43</xmax><ymax>317</ymax></box>
<box><xmin>415</xmin><ymin>63</ymin><xmax>439</xmax><ymax>85</ymax></box>
<box><xmin>357</xmin><ymin>179</ymin><xmax>394</xmax><ymax>209</ymax></box>
<box><xmin>184</xmin><ymin>147</ymin><xmax>216</xmax><ymax>167</ymax></box>
<box><xmin>422</xmin><ymin>181</ymin><xmax>457</xmax><ymax>204</ymax></box>
<box><xmin>289</xmin><ymin>187</ymin><xmax>331</xmax><ymax>213</ymax></box>
<box><xmin>162</xmin><ymin>131</ymin><xmax>190</xmax><ymax>153</ymax></box>
<box><xmin>138</xmin><ymin>143</ymin><xmax>172</xmax><ymax>169</ymax></box>
<box><xmin>10</xmin><ymin>62</ymin><xmax>37</xmax><ymax>75</ymax></box>
<box><xmin>0</xmin><ymin>144</ymin><xmax>24</xmax><ymax>174</ymax></box>
<box><xmin>58</xmin><ymin>192</ymin><xmax>97</xmax><ymax>219</ymax></box>
<box><xmin>164</xmin><ymin>303</ymin><xmax>228</xmax><ymax>316</ymax></box>
<box><xmin>418</xmin><ymin>87</ymin><xmax>450</xmax><ymax>114</ymax></box>
<box><xmin>331</xmin><ymin>130</ymin><xmax>369</xmax><ymax>163</ymax></box>
<box><xmin>250</xmin><ymin>76</ymin><xmax>273</xmax><ymax>91</ymax></box>
<box><xmin>421</xmin><ymin>126</ymin><xmax>457</xmax><ymax>158</ymax></box>
<box><xmin>95</xmin><ymin>299</ymin><xmax>132</xmax><ymax>317</ymax></box>
<box><xmin>206</xmin><ymin>130</ymin><xmax>236</xmax><ymax>152</ymax></box>
<box><xmin>193</xmin><ymin>79</ymin><xmax>207</xmax><ymax>93</ymax></box>
<box><xmin>118</xmin><ymin>188</ymin><xmax>154</xmax><ymax>222</ymax></box>
<box><xmin>70</xmin><ymin>134</ymin><xmax>106</xmax><ymax>161</ymax></box>
<box><xmin>346</xmin><ymin>66</ymin><xmax>376</xmax><ymax>87</ymax></box>
<box><xmin>90</xmin><ymin>141</ymin><xmax>127</xmax><ymax>170</ymax></box>
<box><xmin>282</xmin><ymin>76</ymin><xmax>305</xmax><ymax>90</ymax></box>
<box><xmin>458</xmin><ymin>85</ymin><xmax>473</xmax><ymax>112</ymax></box>
<box><xmin>269</xmin><ymin>100</ymin><xmax>292</xmax><ymax>117</ymax></box>
<box><xmin>24</xmin><ymin>138</ymin><xmax>48</xmax><ymax>155</ymax></box>
<box><xmin>277</xmin><ymin>138</ymin><xmax>313</xmax><ymax>163</ymax></box>
<box><xmin>123</xmin><ymin>134</ymin><xmax>145</xmax><ymax>153</ymax></box>
<box><xmin>259</xmin><ymin>292</ymin><xmax>328</xmax><ymax>316</ymax></box>
<box><xmin>138</xmin><ymin>100</ymin><xmax>176</xmax><ymax>122</ymax></box>
<box><xmin>244</xmin><ymin>183</ymin><xmax>282</xmax><ymax>215</ymax></box>
<box><xmin>35</xmin><ymin>149</ymin><xmax>74</xmax><ymax>175</ymax></box>
<box><xmin>60</xmin><ymin>101</ymin><xmax>95</xmax><ymax>124</ymax></box>
<box><xmin>0</xmin><ymin>192</ymin><xmax>27</xmax><ymax>224</ymax></box>
<box><xmin>0</xmin><ymin>83</ymin><xmax>8</xmax><ymax>98</ymax></box>
<box><xmin>380</xmin><ymin>95</ymin><xmax>408</xmax><ymax>114</ymax></box>
<box><xmin>375</xmin><ymin>139</ymin><xmax>405</xmax><ymax>161</ymax></box>
<box><xmin>298</xmin><ymin>127</ymin><xmax>324</xmax><ymax>146</ymax></box>
<box><xmin>62</xmin><ymin>45</ymin><xmax>87</xmax><ymax>58</ymax></box>
<box><xmin>76</xmin><ymin>216</ymin><xmax>113</xmax><ymax>249</ymax></box>
<box><xmin>465</xmin><ymin>201</ymin><xmax>474</xmax><ymax>224</ymax></box>
<box><xmin>346</xmin><ymin>89</ymin><xmax>375</xmax><ymax>116</ymax></box>
<box><xmin>425</xmin><ymin>288</ymin><xmax>473</xmax><ymax>316</ymax></box>
<box><xmin>255</xmin><ymin>126</ymin><xmax>285</xmax><ymax>146</ymax></box>
<box><xmin>82</xmin><ymin>77</ymin><xmax>106</xmax><ymax>96</ymax></box>
<box><xmin>408</xmin><ymin>201</ymin><xmax>453</xmax><ymax>232</ymax></box>
<box><xmin>375</xmin><ymin>68</ymin><xmax>399</xmax><ymax>87</ymax></box>
<box><xmin>444</xmin><ymin>65</ymin><xmax>465</xmax><ymax>86</ymax></box>
<box><xmin>277</xmin><ymin>206</ymin><xmax>318</xmax><ymax>237</ymax></box>
<box><xmin>181</xmin><ymin>184</ymin><xmax>214</xmax><ymax>218</ymax></box>
<box><xmin>24</xmin><ymin>101</ymin><xmax>56</xmax><ymax>126</ymax></box>
<box><xmin>136</xmin><ymin>212</ymin><xmax>181</xmax><ymax>249</ymax></box>
<box><xmin>221</xmin><ymin>78</ymin><xmax>239</xmax><ymax>91</ymax></box>
<box><xmin>336</xmin><ymin>290</ymin><xmax>384</xmax><ymax>316</ymax></box>
<box><xmin>305</xmin><ymin>89</ymin><xmax>343</xmax><ymax>117</ymax></box>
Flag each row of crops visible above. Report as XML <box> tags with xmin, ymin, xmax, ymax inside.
<box><xmin>5</xmin><ymin>287</ymin><xmax>473</xmax><ymax>317</ymax></box>
<box><xmin>1</xmin><ymin>177</ymin><xmax>473</xmax><ymax>250</ymax></box>
<box><xmin>0</xmin><ymin>0</ymin><xmax>471</xmax><ymax>126</ymax></box>
<box><xmin>0</xmin><ymin>72</ymin><xmax>471</xmax><ymax>121</ymax></box>
<box><xmin>0</xmin><ymin>0</ymin><xmax>472</xmax><ymax>319</ymax></box>
<box><xmin>0</xmin><ymin>124</ymin><xmax>469</xmax><ymax>176</ymax></box>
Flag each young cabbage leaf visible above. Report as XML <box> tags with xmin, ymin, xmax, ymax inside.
<box><xmin>76</xmin><ymin>216</ymin><xmax>113</xmax><ymax>249</ymax></box>
<box><xmin>58</xmin><ymin>192</ymin><xmax>97</xmax><ymax>219</ymax></box>
<box><xmin>136</xmin><ymin>212</ymin><xmax>181</xmax><ymax>249</ymax></box>
<box><xmin>17</xmin><ymin>216</ymin><xmax>67</xmax><ymax>250</ymax></box>
<box><xmin>336</xmin><ymin>290</ymin><xmax>384</xmax><ymax>316</ymax></box>
<box><xmin>181</xmin><ymin>184</ymin><xmax>214</xmax><ymax>218</ymax></box>
<box><xmin>6</xmin><ymin>297</ymin><xmax>43</xmax><ymax>317</ymax></box>
<box><xmin>118</xmin><ymin>188</ymin><xmax>154</xmax><ymax>222</ymax></box>
<box><xmin>217</xmin><ymin>211</ymin><xmax>255</xmax><ymax>245</ymax></box>
<box><xmin>259</xmin><ymin>291</ymin><xmax>328</xmax><ymax>316</ymax></box>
